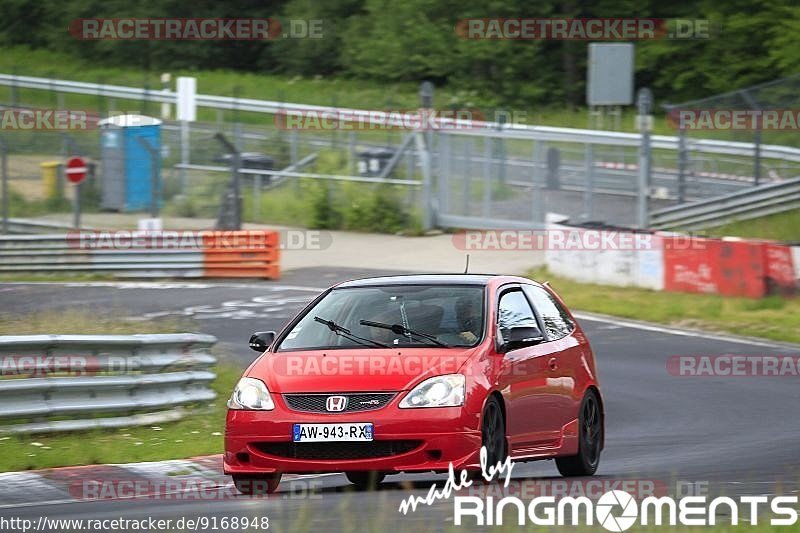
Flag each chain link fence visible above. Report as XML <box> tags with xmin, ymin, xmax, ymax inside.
<box><xmin>663</xmin><ymin>74</ymin><xmax>800</xmax><ymax>190</ymax></box>
<box><xmin>1</xmin><ymin>73</ymin><xmax>798</xmax><ymax>233</ymax></box>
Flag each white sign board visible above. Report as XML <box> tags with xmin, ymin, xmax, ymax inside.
<box><xmin>587</xmin><ymin>43</ymin><xmax>634</xmax><ymax>106</ymax></box>
<box><xmin>138</xmin><ymin>218</ymin><xmax>163</xmax><ymax>231</ymax></box>
<box><xmin>176</xmin><ymin>76</ymin><xmax>197</xmax><ymax>122</ymax></box>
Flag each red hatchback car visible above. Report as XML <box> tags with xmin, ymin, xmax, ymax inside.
<box><xmin>225</xmin><ymin>274</ymin><xmax>604</xmax><ymax>493</ymax></box>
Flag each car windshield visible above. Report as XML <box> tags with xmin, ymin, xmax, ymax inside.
<box><xmin>278</xmin><ymin>285</ymin><xmax>485</xmax><ymax>351</ymax></box>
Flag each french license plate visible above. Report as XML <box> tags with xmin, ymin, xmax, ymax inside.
<box><xmin>292</xmin><ymin>423</ymin><xmax>374</xmax><ymax>442</ymax></box>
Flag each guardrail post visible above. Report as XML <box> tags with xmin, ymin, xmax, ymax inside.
<box><xmin>414</xmin><ymin>132</ymin><xmax>434</xmax><ymax>231</ymax></box>
<box><xmin>180</xmin><ymin>120</ymin><xmax>189</xmax><ymax>195</ymax></box>
<box><xmin>0</xmin><ymin>137</ymin><xmax>7</xmax><ymax>234</ymax></box>
<box><xmin>583</xmin><ymin>143</ymin><xmax>594</xmax><ymax>221</ymax></box>
<box><xmin>753</xmin><ymin>127</ymin><xmax>762</xmax><ymax>186</ymax></box>
<box><xmin>636</xmin><ymin>88</ymin><xmax>653</xmax><ymax>229</ymax></box>
<box><xmin>463</xmin><ymin>138</ymin><xmax>473</xmax><ymax>216</ymax></box>
<box><xmin>438</xmin><ymin>133</ymin><xmax>451</xmax><ymax>215</ymax></box>
<box><xmin>482</xmin><ymin>137</ymin><xmax>492</xmax><ymax>218</ymax></box>
<box><xmin>531</xmin><ymin>140</ymin><xmax>544</xmax><ymax>227</ymax></box>
<box><xmin>496</xmin><ymin>111</ymin><xmax>507</xmax><ymax>185</ymax></box>
<box><xmin>678</xmin><ymin>128</ymin><xmax>688</xmax><ymax>203</ymax></box>
<box><xmin>214</xmin><ymin>133</ymin><xmax>242</xmax><ymax>230</ymax></box>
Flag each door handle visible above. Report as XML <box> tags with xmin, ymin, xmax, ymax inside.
<box><xmin>548</xmin><ymin>357</ymin><xmax>558</xmax><ymax>370</ymax></box>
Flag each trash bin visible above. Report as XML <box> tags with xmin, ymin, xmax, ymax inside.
<box><xmin>215</xmin><ymin>153</ymin><xmax>275</xmax><ymax>186</ymax></box>
<box><xmin>40</xmin><ymin>161</ymin><xmax>63</xmax><ymax>200</ymax></box>
<box><xmin>357</xmin><ymin>148</ymin><xmax>395</xmax><ymax>177</ymax></box>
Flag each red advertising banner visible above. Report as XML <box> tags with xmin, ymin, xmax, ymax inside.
<box><xmin>762</xmin><ymin>243</ymin><xmax>797</xmax><ymax>295</ymax></box>
<box><xmin>664</xmin><ymin>238</ymin><xmax>767</xmax><ymax>297</ymax></box>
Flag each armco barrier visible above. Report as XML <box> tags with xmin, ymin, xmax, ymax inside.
<box><xmin>0</xmin><ymin>333</ymin><xmax>217</xmax><ymax>434</ymax></box>
<box><xmin>0</xmin><ymin>230</ymin><xmax>280</xmax><ymax>279</ymax></box>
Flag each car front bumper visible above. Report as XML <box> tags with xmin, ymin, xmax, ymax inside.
<box><xmin>224</xmin><ymin>397</ymin><xmax>482</xmax><ymax>475</ymax></box>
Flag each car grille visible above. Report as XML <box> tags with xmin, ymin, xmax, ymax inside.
<box><xmin>283</xmin><ymin>393</ymin><xmax>396</xmax><ymax>413</ymax></box>
<box><xmin>252</xmin><ymin>440</ymin><xmax>422</xmax><ymax>460</ymax></box>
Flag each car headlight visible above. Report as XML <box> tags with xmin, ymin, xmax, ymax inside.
<box><xmin>227</xmin><ymin>377</ymin><xmax>275</xmax><ymax>410</ymax></box>
<box><xmin>399</xmin><ymin>374</ymin><xmax>465</xmax><ymax>408</ymax></box>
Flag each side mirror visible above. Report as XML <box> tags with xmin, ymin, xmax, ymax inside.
<box><xmin>249</xmin><ymin>331</ymin><xmax>276</xmax><ymax>353</ymax></box>
<box><xmin>500</xmin><ymin>325</ymin><xmax>544</xmax><ymax>353</ymax></box>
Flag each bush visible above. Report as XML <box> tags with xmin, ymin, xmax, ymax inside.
<box><xmin>244</xmin><ymin>178</ymin><xmax>417</xmax><ymax>233</ymax></box>
<box><xmin>309</xmin><ymin>183</ymin><xmax>343</xmax><ymax>229</ymax></box>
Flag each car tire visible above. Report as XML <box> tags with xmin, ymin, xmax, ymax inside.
<box><xmin>475</xmin><ymin>395</ymin><xmax>507</xmax><ymax>482</ymax></box>
<box><xmin>232</xmin><ymin>473</ymin><xmax>282</xmax><ymax>495</ymax></box>
<box><xmin>345</xmin><ymin>471</ymin><xmax>385</xmax><ymax>490</ymax></box>
<box><xmin>556</xmin><ymin>390</ymin><xmax>603</xmax><ymax>477</ymax></box>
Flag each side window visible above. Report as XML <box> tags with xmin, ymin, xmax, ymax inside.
<box><xmin>523</xmin><ymin>285</ymin><xmax>574</xmax><ymax>341</ymax></box>
<box><xmin>497</xmin><ymin>290</ymin><xmax>539</xmax><ymax>343</ymax></box>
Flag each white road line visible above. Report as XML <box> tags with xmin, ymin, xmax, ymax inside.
<box><xmin>573</xmin><ymin>312</ymin><xmax>798</xmax><ymax>349</ymax></box>
<box><xmin>0</xmin><ymin>281</ymin><xmax>324</xmax><ymax>292</ymax></box>
<box><xmin>3</xmin><ymin>281</ymin><xmax>795</xmax><ymax>348</ymax></box>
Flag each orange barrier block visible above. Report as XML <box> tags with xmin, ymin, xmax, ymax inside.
<box><xmin>201</xmin><ymin>230</ymin><xmax>280</xmax><ymax>279</ymax></box>
<box><xmin>201</xmin><ymin>230</ymin><xmax>279</xmax><ymax>249</ymax></box>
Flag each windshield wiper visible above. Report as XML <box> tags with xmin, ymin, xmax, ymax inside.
<box><xmin>359</xmin><ymin>320</ymin><xmax>449</xmax><ymax>347</ymax></box>
<box><xmin>314</xmin><ymin>316</ymin><xmax>390</xmax><ymax>348</ymax></box>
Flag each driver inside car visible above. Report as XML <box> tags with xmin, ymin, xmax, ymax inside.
<box><xmin>455</xmin><ymin>295</ymin><xmax>481</xmax><ymax>344</ymax></box>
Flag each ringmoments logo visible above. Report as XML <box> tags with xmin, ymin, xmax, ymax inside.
<box><xmin>452</xmin><ymin>490</ymin><xmax>799</xmax><ymax>528</ymax></box>
<box><xmin>397</xmin><ymin>450</ymin><xmax>799</xmax><ymax>529</ymax></box>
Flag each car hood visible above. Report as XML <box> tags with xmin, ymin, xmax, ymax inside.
<box><xmin>246</xmin><ymin>347</ymin><xmax>477</xmax><ymax>393</ymax></box>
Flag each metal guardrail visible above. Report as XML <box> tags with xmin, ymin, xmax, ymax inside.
<box><xmin>0</xmin><ymin>231</ymin><xmax>281</xmax><ymax>278</ymax></box>
<box><xmin>0</xmin><ymin>234</ymin><xmax>206</xmax><ymax>277</ymax></box>
<box><xmin>0</xmin><ymin>333</ymin><xmax>217</xmax><ymax>434</ymax></box>
<box><xmin>3</xmin><ymin>218</ymin><xmax>84</xmax><ymax>234</ymax></box>
<box><xmin>3</xmin><ymin>73</ymin><xmax>800</xmax><ymax>162</ymax></box>
<box><xmin>649</xmin><ymin>177</ymin><xmax>800</xmax><ymax>230</ymax></box>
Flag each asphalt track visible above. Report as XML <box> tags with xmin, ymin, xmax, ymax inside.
<box><xmin>1</xmin><ymin>268</ymin><xmax>799</xmax><ymax>531</ymax></box>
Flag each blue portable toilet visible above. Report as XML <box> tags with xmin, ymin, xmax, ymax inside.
<box><xmin>98</xmin><ymin>114</ymin><xmax>162</xmax><ymax>211</ymax></box>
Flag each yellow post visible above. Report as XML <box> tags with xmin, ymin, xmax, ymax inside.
<box><xmin>40</xmin><ymin>161</ymin><xmax>63</xmax><ymax>201</ymax></box>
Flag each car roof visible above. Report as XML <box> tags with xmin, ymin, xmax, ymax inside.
<box><xmin>335</xmin><ymin>273</ymin><xmax>522</xmax><ymax>288</ymax></box>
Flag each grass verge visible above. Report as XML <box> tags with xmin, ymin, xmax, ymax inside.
<box><xmin>527</xmin><ymin>267</ymin><xmax>800</xmax><ymax>345</ymax></box>
<box><xmin>0</xmin><ymin>310</ymin><xmax>243</xmax><ymax>472</ymax></box>
<box><xmin>0</xmin><ymin>44</ymin><xmax>747</xmax><ymax>137</ymax></box>
<box><xmin>704</xmin><ymin>209</ymin><xmax>800</xmax><ymax>242</ymax></box>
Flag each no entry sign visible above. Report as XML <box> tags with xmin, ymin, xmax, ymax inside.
<box><xmin>66</xmin><ymin>156</ymin><xmax>88</xmax><ymax>184</ymax></box>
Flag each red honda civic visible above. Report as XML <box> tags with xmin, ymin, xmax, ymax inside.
<box><xmin>224</xmin><ymin>274</ymin><xmax>604</xmax><ymax>493</ymax></box>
